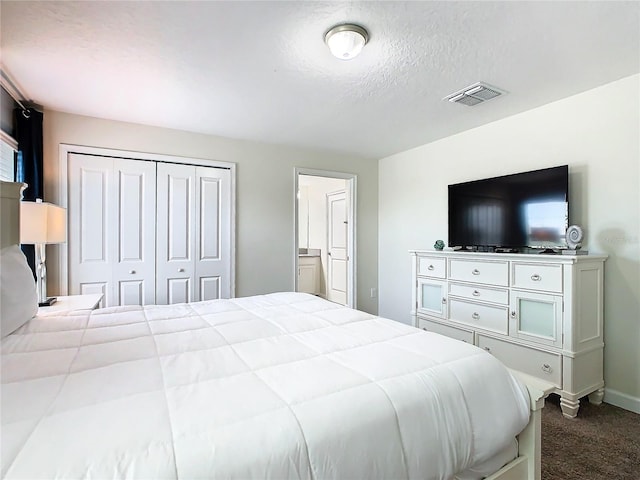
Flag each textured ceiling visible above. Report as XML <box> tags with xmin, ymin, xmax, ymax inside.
<box><xmin>1</xmin><ymin>1</ymin><xmax>639</xmax><ymax>159</ymax></box>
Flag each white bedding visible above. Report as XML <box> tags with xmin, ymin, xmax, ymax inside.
<box><xmin>1</xmin><ymin>292</ymin><xmax>529</xmax><ymax>479</ymax></box>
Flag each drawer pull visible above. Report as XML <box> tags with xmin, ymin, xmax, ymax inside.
<box><xmin>442</xmin><ymin>297</ymin><xmax>447</xmax><ymax>304</ymax></box>
<box><xmin>541</xmin><ymin>363</ymin><xmax>553</xmax><ymax>374</ymax></box>
<box><xmin>531</xmin><ymin>274</ymin><xmax>541</xmax><ymax>281</ymax></box>
<box><xmin>428</xmin><ymin>265</ymin><xmax>435</xmax><ymax>271</ymax></box>
<box><xmin>178</xmin><ymin>268</ymin><xmax>185</xmax><ymax>273</ymax></box>
<box><xmin>472</xmin><ymin>312</ymin><xmax>480</xmax><ymax>320</ymax></box>
<box><xmin>484</xmin><ymin>346</ymin><xmax>491</xmax><ymax>353</ymax></box>
<box><xmin>129</xmin><ymin>270</ymin><xmax>136</xmax><ymax>274</ymax></box>
<box><xmin>472</xmin><ymin>269</ymin><xmax>480</xmax><ymax>275</ymax></box>
<box><xmin>472</xmin><ymin>290</ymin><xmax>480</xmax><ymax>297</ymax></box>
<box><xmin>510</xmin><ymin>311</ymin><xmax>517</xmax><ymax>318</ymax></box>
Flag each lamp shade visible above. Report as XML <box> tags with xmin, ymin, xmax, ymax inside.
<box><xmin>20</xmin><ymin>201</ymin><xmax>67</xmax><ymax>244</ymax></box>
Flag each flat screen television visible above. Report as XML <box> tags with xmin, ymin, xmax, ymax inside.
<box><xmin>448</xmin><ymin>165</ymin><xmax>569</xmax><ymax>250</ymax></box>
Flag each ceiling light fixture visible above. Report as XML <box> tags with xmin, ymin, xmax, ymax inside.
<box><xmin>325</xmin><ymin>24</ymin><xmax>369</xmax><ymax>60</ymax></box>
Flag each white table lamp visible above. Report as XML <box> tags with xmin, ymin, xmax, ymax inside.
<box><xmin>20</xmin><ymin>199</ymin><xmax>67</xmax><ymax>306</ymax></box>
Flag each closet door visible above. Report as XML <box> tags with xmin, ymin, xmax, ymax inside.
<box><xmin>156</xmin><ymin>163</ymin><xmax>195</xmax><ymax>304</ymax></box>
<box><xmin>112</xmin><ymin>159</ymin><xmax>157</xmax><ymax>306</ymax></box>
<box><xmin>68</xmin><ymin>154</ymin><xmax>111</xmax><ymax>305</ymax></box>
<box><xmin>68</xmin><ymin>154</ymin><xmax>156</xmax><ymax>307</ymax></box>
<box><xmin>156</xmin><ymin>163</ymin><xmax>232</xmax><ymax>304</ymax></box>
<box><xmin>195</xmin><ymin>166</ymin><xmax>232</xmax><ymax>300</ymax></box>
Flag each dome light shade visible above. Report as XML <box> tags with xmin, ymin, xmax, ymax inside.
<box><xmin>325</xmin><ymin>24</ymin><xmax>369</xmax><ymax>60</ymax></box>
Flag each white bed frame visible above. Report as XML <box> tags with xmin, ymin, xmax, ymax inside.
<box><xmin>483</xmin><ymin>371</ymin><xmax>552</xmax><ymax>480</ymax></box>
<box><xmin>0</xmin><ymin>180</ymin><xmax>550</xmax><ymax>480</ymax></box>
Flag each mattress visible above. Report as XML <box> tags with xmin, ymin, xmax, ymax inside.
<box><xmin>1</xmin><ymin>292</ymin><xmax>530</xmax><ymax>479</ymax></box>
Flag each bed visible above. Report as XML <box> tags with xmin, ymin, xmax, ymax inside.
<box><xmin>1</xmin><ymin>181</ymin><xmax>548</xmax><ymax>480</ymax></box>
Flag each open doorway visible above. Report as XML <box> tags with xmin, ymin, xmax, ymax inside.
<box><xmin>294</xmin><ymin>168</ymin><xmax>356</xmax><ymax>308</ymax></box>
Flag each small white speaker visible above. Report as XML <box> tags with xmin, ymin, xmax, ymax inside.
<box><xmin>565</xmin><ymin>225</ymin><xmax>583</xmax><ymax>250</ymax></box>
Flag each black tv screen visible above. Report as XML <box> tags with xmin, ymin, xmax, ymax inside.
<box><xmin>448</xmin><ymin>165</ymin><xmax>569</xmax><ymax>250</ymax></box>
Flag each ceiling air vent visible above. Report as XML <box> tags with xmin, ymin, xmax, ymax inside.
<box><xmin>444</xmin><ymin>82</ymin><xmax>506</xmax><ymax>106</ymax></box>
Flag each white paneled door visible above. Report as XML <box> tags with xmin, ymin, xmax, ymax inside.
<box><xmin>115</xmin><ymin>159</ymin><xmax>158</xmax><ymax>305</ymax></box>
<box><xmin>327</xmin><ymin>190</ymin><xmax>348</xmax><ymax>305</ymax></box>
<box><xmin>68</xmin><ymin>153</ymin><xmax>232</xmax><ymax>307</ymax></box>
<box><xmin>156</xmin><ymin>163</ymin><xmax>231</xmax><ymax>304</ymax></box>
<box><xmin>68</xmin><ymin>154</ymin><xmax>156</xmax><ymax>307</ymax></box>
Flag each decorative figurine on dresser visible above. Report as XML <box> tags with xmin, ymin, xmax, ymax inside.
<box><xmin>410</xmin><ymin>249</ymin><xmax>607</xmax><ymax>418</ymax></box>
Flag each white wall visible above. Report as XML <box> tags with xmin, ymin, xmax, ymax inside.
<box><xmin>43</xmin><ymin>110</ymin><xmax>379</xmax><ymax>314</ymax></box>
<box><xmin>378</xmin><ymin>74</ymin><xmax>640</xmax><ymax>409</ymax></box>
<box><xmin>298</xmin><ymin>185</ymin><xmax>310</xmax><ymax>250</ymax></box>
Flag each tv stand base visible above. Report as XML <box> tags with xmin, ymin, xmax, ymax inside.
<box><xmin>452</xmin><ymin>246</ymin><xmax>477</xmax><ymax>252</ymax></box>
<box><xmin>495</xmin><ymin>248</ymin><xmax>519</xmax><ymax>254</ymax></box>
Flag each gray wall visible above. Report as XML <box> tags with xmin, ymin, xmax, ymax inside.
<box><xmin>43</xmin><ymin>110</ymin><xmax>379</xmax><ymax>314</ymax></box>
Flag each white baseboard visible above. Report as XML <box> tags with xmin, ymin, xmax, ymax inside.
<box><xmin>604</xmin><ymin>388</ymin><xmax>640</xmax><ymax>414</ymax></box>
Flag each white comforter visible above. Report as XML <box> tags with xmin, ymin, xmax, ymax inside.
<box><xmin>1</xmin><ymin>292</ymin><xmax>529</xmax><ymax>479</ymax></box>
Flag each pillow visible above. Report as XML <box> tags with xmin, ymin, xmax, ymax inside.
<box><xmin>1</xmin><ymin>245</ymin><xmax>38</xmax><ymax>338</ymax></box>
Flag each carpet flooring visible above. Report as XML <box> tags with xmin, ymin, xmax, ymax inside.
<box><xmin>541</xmin><ymin>394</ymin><xmax>640</xmax><ymax>480</ymax></box>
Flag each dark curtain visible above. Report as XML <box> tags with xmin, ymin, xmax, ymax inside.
<box><xmin>14</xmin><ymin>107</ymin><xmax>44</xmax><ymax>279</ymax></box>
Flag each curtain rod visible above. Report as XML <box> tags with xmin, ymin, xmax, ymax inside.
<box><xmin>1</xmin><ymin>67</ymin><xmax>30</xmax><ymax>112</ymax></box>
<box><xmin>6</xmin><ymin>90</ymin><xmax>28</xmax><ymax>112</ymax></box>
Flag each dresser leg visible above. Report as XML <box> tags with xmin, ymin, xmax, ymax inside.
<box><xmin>560</xmin><ymin>396</ymin><xmax>580</xmax><ymax>418</ymax></box>
<box><xmin>588</xmin><ymin>387</ymin><xmax>605</xmax><ymax>405</ymax></box>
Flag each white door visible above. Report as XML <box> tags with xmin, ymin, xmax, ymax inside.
<box><xmin>195</xmin><ymin>166</ymin><xmax>232</xmax><ymax>301</ymax></box>
<box><xmin>156</xmin><ymin>163</ymin><xmax>231</xmax><ymax>304</ymax></box>
<box><xmin>156</xmin><ymin>162</ymin><xmax>194</xmax><ymax>304</ymax></box>
<box><xmin>114</xmin><ymin>159</ymin><xmax>157</xmax><ymax>305</ymax></box>
<box><xmin>68</xmin><ymin>153</ymin><xmax>232</xmax><ymax>307</ymax></box>
<box><xmin>327</xmin><ymin>190</ymin><xmax>348</xmax><ymax>305</ymax></box>
<box><xmin>68</xmin><ymin>154</ymin><xmax>156</xmax><ymax>307</ymax></box>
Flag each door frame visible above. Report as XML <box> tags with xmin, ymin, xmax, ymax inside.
<box><xmin>294</xmin><ymin>168</ymin><xmax>357</xmax><ymax>308</ymax></box>
<box><xmin>58</xmin><ymin>143</ymin><xmax>236</xmax><ymax>297</ymax></box>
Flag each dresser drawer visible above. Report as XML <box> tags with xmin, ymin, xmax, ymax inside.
<box><xmin>418</xmin><ymin>317</ymin><xmax>474</xmax><ymax>344</ymax></box>
<box><xmin>449</xmin><ymin>299</ymin><xmax>509</xmax><ymax>334</ymax></box>
<box><xmin>417</xmin><ymin>256</ymin><xmax>446</xmax><ymax>279</ymax></box>
<box><xmin>448</xmin><ymin>282</ymin><xmax>509</xmax><ymax>305</ymax></box>
<box><xmin>512</xmin><ymin>262</ymin><xmax>563</xmax><ymax>293</ymax></box>
<box><xmin>449</xmin><ymin>259</ymin><xmax>509</xmax><ymax>286</ymax></box>
<box><xmin>477</xmin><ymin>335</ymin><xmax>562</xmax><ymax>388</ymax></box>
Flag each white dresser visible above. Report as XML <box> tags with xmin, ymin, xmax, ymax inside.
<box><xmin>410</xmin><ymin>250</ymin><xmax>607</xmax><ymax>418</ymax></box>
